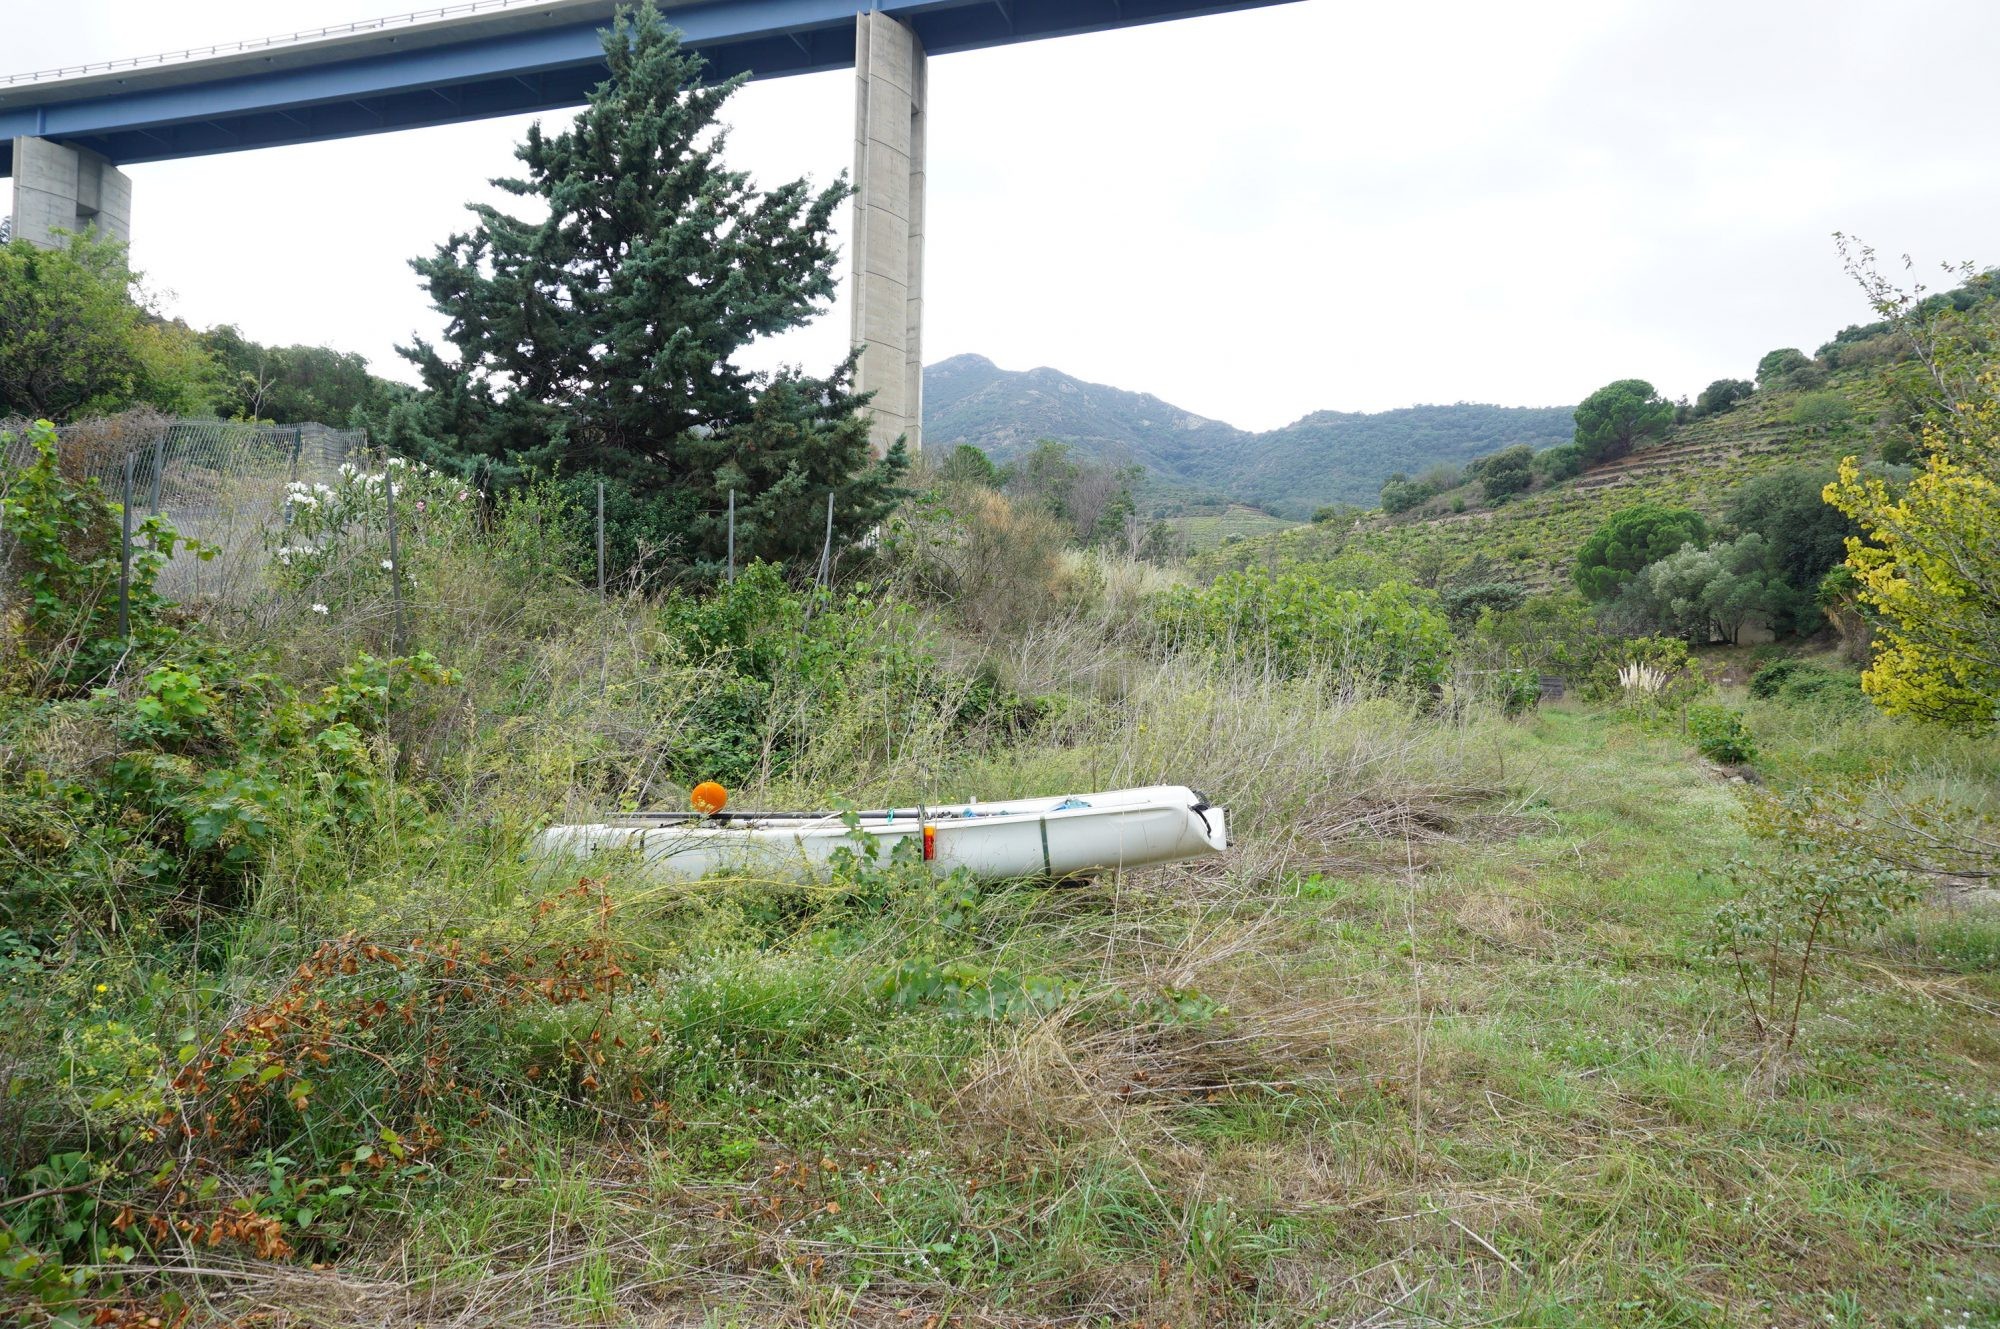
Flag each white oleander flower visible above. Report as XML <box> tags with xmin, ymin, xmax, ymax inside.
<box><xmin>311</xmin><ymin>603</ymin><xmax>329</xmax><ymax>615</ymax></box>
<box><xmin>380</xmin><ymin>558</ymin><xmax>394</xmax><ymax>570</ymax></box>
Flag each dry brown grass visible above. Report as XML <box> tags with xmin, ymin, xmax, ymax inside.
<box><xmin>894</xmin><ymin>485</ymin><xmax>1077</xmax><ymax>638</ymax></box>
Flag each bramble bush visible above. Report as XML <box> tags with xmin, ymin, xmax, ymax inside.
<box><xmin>1747</xmin><ymin>657</ymin><xmax>1867</xmax><ymax>710</ymax></box>
<box><xmin>4</xmin><ymin>640</ymin><xmax>457</xmax><ymax>927</ymax></box>
<box><xmin>1</xmin><ymin>419</ymin><xmax>211</xmax><ymax>694</ymax></box>
<box><xmin>649</xmin><ymin>560</ymin><xmax>1048</xmax><ymax>789</ymax></box>
<box><xmin>0</xmin><ymin>874</ymin><xmax>700</xmax><ymax>1321</ymax></box>
<box><xmin>0</xmin><ymin>436</ymin><xmax>479</xmax><ymax>1321</ymax></box>
<box><xmin>2</xmin><ymin>421</ymin><xmax>463</xmax><ymax>927</ymax></box>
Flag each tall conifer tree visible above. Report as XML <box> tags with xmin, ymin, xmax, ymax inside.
<box><xmin>400</xmin><ymin>3</ymin><xmax>904</xmax><ymax>569</ymax></box>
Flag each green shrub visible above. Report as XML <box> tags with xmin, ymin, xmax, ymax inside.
<box><xmin>1379</xmin><ymin>473</ymin><xmax>1429</xmax><ymax>515</ymax></box>
<box><xmin>1748</xmin><ymin>658</ymin><xmax>1867</xmax><ymax>710</ymax></box>
<box><xmin>1489</xmin><ymin>669</ymin><xmax>1542</xmax><ymax>716</ymax></box>
<box><xmin>1532</xmin><ymin>443</ymin><xmax>1584</xmax><ymax>483</ymax></box>
<box><xmin>1789</xmin><ymin>391</ymin><xmax>1853</xmax><ymax>435</ymax></box>
<box><xmin>1441</xmin><ymin>581</ymin><xmax>1526</xmax><ymax>626</ymax></box>
<box><xmin>1747</xmin><ymin>658</ymin><xmax>1807</xmax><ymax>700</ymax></box>
<box><xmin>1695</xmin><ymin>378</ymin><xmax>1754</xmax><ymax>417</ymax></box>
<box><xmin>1756</xmin><ymin>347</ymin><xmax>1826</xmax><ymax>392</ymax></box>
<box><xmin>1785</xmin><ymin>668</ymin><xmax>1865</xmax><ymax>709</ymax></box>
<box><xmin>1686</xmin><ymin>704</ymin><xmax>1757</xmax><ymax>764</ymax></box>
<box><xmin>1473</xmin><ymin>592</ymin><xmax>1617</xmax><ymax>683</ymax></box>
<box><xmin>876</xmin><ymin>958</ymin><xmax>1071</xmax><ymax>1021</ymax></box>
<box><xmin>1159</xmin><ymin>568</ymin><xmax>1453</xmax><ymax>688</ymax></box>
<box><xmin>1709</xmin><ymin>785</ymin><xmax>1925</xmax><ymax>1054</ymax></box>
<box><xmin>1</xmin><ymin>430</ymin><xmax>460</xmax><ymax>925</ymax></box>
<box><xmin>1467</xmin><ymin>444</ymin><xmax>1534</xmax><ymax>501</ymax></box>
<box><xmin>1</xmin><ymin>420</ymin><xmax>209</xmax><ymax>694</ymax></box>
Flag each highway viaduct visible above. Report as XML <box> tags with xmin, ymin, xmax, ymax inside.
<box><xmin>1</xmin><ymin>0</ymin><xmax>1300</xmax><ymax>453</ymax></box>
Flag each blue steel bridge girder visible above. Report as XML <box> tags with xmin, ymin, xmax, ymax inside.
<box><xmin>1</xmin><ymin>0</ymin><xmax>1299</xmax><ymax>455</ymax></box>
<box><xmin>0</xmin><ymin>0</ymin><xmax>1298</xmax><ymax>171</ymax></box>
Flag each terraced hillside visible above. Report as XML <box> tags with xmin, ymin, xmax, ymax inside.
<box><xmin>1199</xmin><ymin>373</ymin><xmax>1889</xmax><ymax>589</ymax></box>
<box><xmin>1167</xmin><ymin>502</ymin><xmax>1298</xmax><ymax>551</ymax></box>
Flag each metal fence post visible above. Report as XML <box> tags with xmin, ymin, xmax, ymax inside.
<box><xmin>119</xmin><ymin>451</ymin><xmax>134</xmax><ymax>640</ymax></box>
<box><xmin>596</xmin><ymin>480</ymin><xmax>607</xmax><ymax>600</ymax></box>
<box><xmin>726</xmin><ymin>488</ymin><xmax>736</xmax><ymax>584</ymax></box>
<box><xmin>284</xmin><ymin>426</ymin><xmax>302</xmax><ymax>527</ymax></box>
<box><xmin>385</xmin><ymin>460</ymin><xmax>405</xmax><ymax>654</ymax></box>
<box><xmin>148</xmin><ymin>432</ymin><xmax>165</xmax><ymax>514</ymax></box>
<box><xmin>817</xmin><ymin>491</ymin><xmax>834</xmax><ymax>590</ymax></box>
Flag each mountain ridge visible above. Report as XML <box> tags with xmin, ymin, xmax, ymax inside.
<box><xmin>920</xmin><ymin>354</ymin><xmax>1575</xmax><ymax>518</ymax></box>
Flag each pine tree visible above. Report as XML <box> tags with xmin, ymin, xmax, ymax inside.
<box><xmin>400</xmin><ymin>2</ymin><xmax>905</xmax><ymax>570</ymax></box>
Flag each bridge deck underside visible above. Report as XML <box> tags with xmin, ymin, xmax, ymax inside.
<box><xmin>1</xmin><ymin>0</ymin><xmax>1292</xmax><ymax>171</ymax></box>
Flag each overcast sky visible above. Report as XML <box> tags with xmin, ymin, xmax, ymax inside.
<box><xmin>9</xmin><ymin>1</ymin><xmax>1998</xmax><ymax>431</ymax></box>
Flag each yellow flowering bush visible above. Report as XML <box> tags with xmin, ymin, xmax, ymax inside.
<box><xmin>1825</xmin><ymin>371</ymin><xmax>2000</xmax><ymax>727</ymax></box>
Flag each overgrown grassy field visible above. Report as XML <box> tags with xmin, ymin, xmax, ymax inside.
<box><xmin>355</xmin><ymin>709</ymin><xmax>1998</xmax><ymax>1328</ymax></box>
<box><xmin>52</xmin><ymin>690</ymin><xmax>2000</xmax><ymax>1327</ymax></box>
<box><xmin>3</xmin><ymin>441</ymin><xmax>1996</xmax><ymax>1328</ymax></box>
<box><xmin>1165</xmin><ymin>504</ymin><xmax>1298</xmax><ymax>553</ymax></box>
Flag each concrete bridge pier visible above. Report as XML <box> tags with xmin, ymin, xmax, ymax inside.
<box><xmin>7</xmin><ymin>136</ymin><xmax>131</xmax><ymax>247</ymax></box>
<box><xmin>850</xmin><ymin>11</ymin><xmax>926</xmax><ymax>457</ymax></box>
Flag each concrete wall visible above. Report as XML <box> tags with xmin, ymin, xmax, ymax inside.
<box><xmin>849</xmin><ymin>13</ymin><xmax>926</xmax><ymax>458</ymax></box>
<box><xmin>8</xmin><ymin>136</ymin><xmax>132</xmax><ymax>248</ymax></box>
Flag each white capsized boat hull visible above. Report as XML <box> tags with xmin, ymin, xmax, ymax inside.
<box><xmin>537</xmin><ymin>785</ymin><xmax>1227</xmax><ymax>882</ymax></box>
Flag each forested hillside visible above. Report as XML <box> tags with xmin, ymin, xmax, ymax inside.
<box><xmin>1219</xmin><ymin>401</ymin><xmax>1576</xmax><ymax>514</ymax></box>
<box><xmin>923</xmin><ymin>353</ymin><xmax>1574</xmax><ymax>517</ymax></box>
<box><xmin>923</xmin><ymin>353</ymin><xmax>1244</xmax><ymax>481</ymax></box>
<box><xmin>1207</xmin><ymin>379</ymin><xmax>1875</xmax><ymax>591</ymax></box>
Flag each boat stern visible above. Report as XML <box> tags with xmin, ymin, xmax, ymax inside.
<box><xmin>1195</xmin><ymin>802</ymin><xmax>1229</xmax><ymax>855</ymax></box>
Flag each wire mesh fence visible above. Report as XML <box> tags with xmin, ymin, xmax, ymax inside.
<box><xmin>5</xmin><ymin>411</ymin><xmax>852</xmax><ymax>632</ymax></box>
<box><xmin>2</xmin><ymin>412</ymin><xmax>369</xmax><ymax>605</ymax></box>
